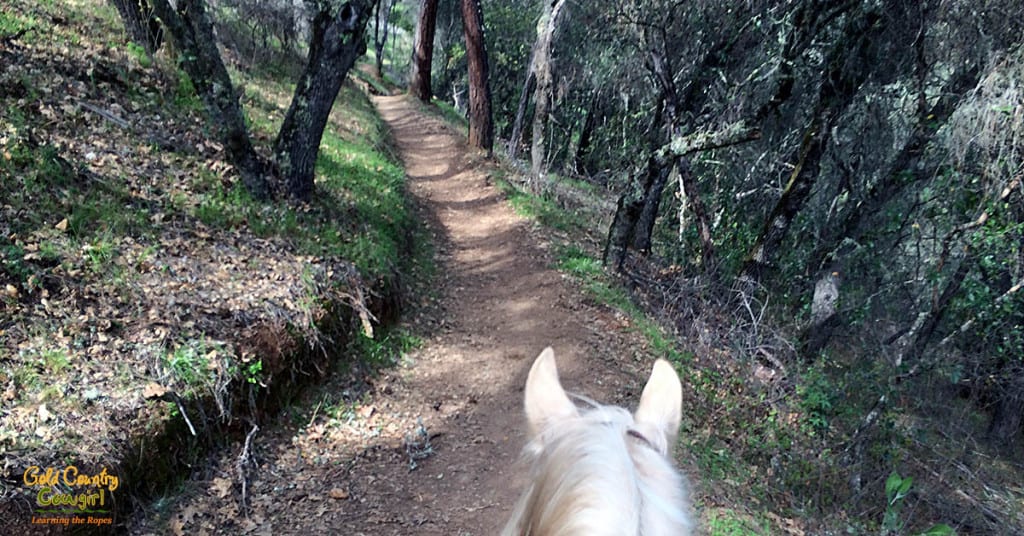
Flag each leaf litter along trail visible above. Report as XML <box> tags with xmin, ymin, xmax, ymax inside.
<box><xmin>144</xmin><ymin>94</ymin><xmax>674</xmax><ymax>535</ymax></box>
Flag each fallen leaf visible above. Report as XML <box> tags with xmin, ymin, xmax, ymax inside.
<box><xmin>328</xmin><ymin>488</ymin><xmax>349</xmax><ymax>500</ymax></box>
<box><xmin>38</xmin><ymin>403</ymin><xmax>53</xmax><ymax>423</ymax></box>
<box><xmin>55</xmin><ymin>218</ymin><xmax>68</xmax><ymax>231</ymax></box>
<box><xmin>211</xmin><ymin>476</ymin><xmax>233</xmax><ymax>498</ymax></box>
<box><xmin>143</xmin><ymin>382</ymin><xmax>168</xmax><ymax>399</ymax></box>
<box><xmin>179</xmin><ymin>505</ymin><xmax>198</xmax><ymax>525</ymax></box>
<box><xmin>169</xmin><ymin>517</ymin><xmax>185</xmax><ymax>536</ymax></box>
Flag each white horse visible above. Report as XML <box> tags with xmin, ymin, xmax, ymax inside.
<box><xmin>502</xmin><ymin>347</ymin><xmax>693</xmax><ymax>536</ymax></box>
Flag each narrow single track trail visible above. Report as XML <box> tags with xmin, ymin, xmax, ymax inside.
<box><xmin>344</xmin><ymin>94</ymin><xmax>663</xmax><ymax>534</ymax></box>
<box><xmin>143</xmin><ymin>94</ymin><xmax>673</xmax><ymax>536</ymax></box>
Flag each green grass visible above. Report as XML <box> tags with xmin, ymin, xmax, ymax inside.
<box><xmin>496</xmin><ymin>176</ymin><xmax>588</xmax><ymax>234</ymax></box>
<box><xmin>350</xmin><ymin>327</ymin><xmax>422</xmax><ymax>368</ymax></box>
<box><xmin>163</xmin><ymin>339</ymin><xmax>226</xmax><ymax>395</ymax></box>
<box><xmin>705</xmin><ymin>509</ymin><xmax>769</xmax><ymax>535</ymax></box>
<box><xmin>0</xmin><ymin>9</ymin><xmax>42</xmax><ymax>44</ymax></box>
<box><xmin>40</xmin><ymin>348</ymin><xmax>70</xmax><ymax>374</ymax></box>
<box><xmin>429</xmin><ymin>98</ymin><xmax>469</xmax><ymax>129</ymax></box>
<box><xmin>555</xmin><ymin>243</ymin><xmax>691</xmax><ymax>364</ymax></box>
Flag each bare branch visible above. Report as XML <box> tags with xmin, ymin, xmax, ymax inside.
<box><xmin>659</xmin><ymin>120</ymin><xmax>761</xmax><ymax>158</ymax></box>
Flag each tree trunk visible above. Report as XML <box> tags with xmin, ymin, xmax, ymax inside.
<box><xmin>374</xmin><ymin>0</ymin><xmax>395</xmax><ymax>78</ymax></box>
<box><xmin>408</xmin><ymin>0</ymin><xmax>439</xmax><ymax>102</ymax></box>
<box><xmin>506</xmin><ymin>64</ymin><xmax>535</xmax><ymax>160</ymax></box>
<box><xmin>675</xmin><ymin>157</ymin><xmax>715</xmax><ymax>267</ymax></box>
<box><xmin>274</xmin><ymin>1</ymin><xmax>374</xmax><ymax>201</ymax></box>
<box><xmin>109</xmin><ymin>0</ymin><xmax>163</xmax><ymax>53</ymax></box>
<box><xmin>988</xmin><ymin>372</ymin><xmax>1024</xmax><ymax>446</ymax></box>
<box><xmin>149</xmin><ymin>0</ymin><xmax>270</xmax><ymax>199</ymax></box>
<box><xmin>604</xmin><ymin>175</ymin><xmax>646</xmax><ymax>272</ymax></box>
<box><xmin>528</xmin><ymin>0</ymin><xmax>568</xmax><ymax>190</ymax></box>
<box><xmin>632</xmin><ymin>160</ymin><xmax>671</xmax><ymax>255</ymax></box>
<box><xmin>645</xmin><ymin>28</ymin><xmax>717</xmax><ymax>269</ymax></box>
<box><xmin>739</xmin><ymin>7</ymin><xmax>886</xmax><ymax>284</ymax></box>
<box><xmin>603</xmin><ymin>97</ymin><xmax>666</xmax><ymax>271</ymax></box>
<box><xmin>571</xmin><ymin>92</ymin><xmax>597</xmax><ymax>174</ymax></box>
<box><xmin>460</xmin><ymin>0</ymin><xmax>493</xmax><ymax>153</ymax></box>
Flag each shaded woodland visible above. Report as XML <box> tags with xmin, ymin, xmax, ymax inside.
<box><xmin>2</xmin><ymin>0</ymin><xmax>1022</xmax><ymax>533</ymax></box>
<box><xmin>411</xmin><ymin>0</ymin><xmax>1024</xmax><ymax>532</ymax></box>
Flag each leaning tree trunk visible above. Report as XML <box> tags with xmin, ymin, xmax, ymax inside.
<box><xmin>109</xmin><ymin>0</ymin><xmax>163</xmax><ymax>53</ymax></box>
<box><xmin>274</xmin><ymin>1</ymin><xmax>374</xmax><ymax>201</ymax></box>
<box><xmin>373</xmin><ymin>0</ymin><xmax>395</xmax><ymax>78</ymax></box>
<box><xmin>460</xmin><ymin>0</ymin><xmax>493</xmax><ymax>153</ymax></box>
<box><xmin>604</xmin><ymin>97</ymin><xmax>667</xmax><ymax>271</ymax></box>
<box><xmin>506</xmin><ymin>62</ymin><xmax>535</xmax><ymax>160</ymax></box>
<box><xmin>632</xmin><ymin>158</ymin><xmax>672</xmax><ymax>256</ymax></box>
<box><xmin>150</xmin><ymin>0</ymin><xmax>270</xmax><ymax>199</ymax></box>
<box><xmin>408</xmin><ymin>0</ymin><xmax>439</xmax><ymax>102</ymax></box>
<box><xmin>528</xmin><ymin>0</ymin><xmax>568</xmax><ymax>191</ymax></box>
<box><xmin>739</xmin><ymin>7</ymin><xmax>886</xmax><ymax>284</ymax></box>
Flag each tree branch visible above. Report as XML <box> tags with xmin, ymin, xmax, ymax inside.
<box><xmin>659</xmin><ymin>120</ymin><xmax>762</xmax><ymax>158</ymax></box>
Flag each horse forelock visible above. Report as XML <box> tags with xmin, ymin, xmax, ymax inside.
<box><xmin>502</xmin><ymin>404</ymin><xmax>692</xmax><ymax>536</ymax></box>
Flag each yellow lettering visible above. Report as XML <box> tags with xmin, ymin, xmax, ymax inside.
<box><xmin>62</xmin><ymin>465</ymin><xmax>79</xmax><ymax>486</ymax></box>
<box><xmin>24</xmin><ymin>466</ymin><xmax>40</xmax><ymax>486</ymax></box>
<box><xmin>24</xmin><ymin>466</ymin><xmax>59</xmax><ymax>487</ymax></box>
<box><xmin>98</xmin><ymin>467</ymin><xmax>119</xmax><ymax>491</ymax></box>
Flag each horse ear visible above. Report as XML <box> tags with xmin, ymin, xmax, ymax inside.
<box><xmin>634</xmin><ymin>359</ymin><xmax>683</xmax><ymax>454</ymax></box>
<box><xmin>524</xmin><ymin>347</ymin><xmax>578</xmax><ymax>437</ymax></box>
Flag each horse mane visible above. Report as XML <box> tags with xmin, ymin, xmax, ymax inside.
<box><xmin>502</xmin><ymin>401</ymin><xmax>693</xmax><ymax>536</ymax></box>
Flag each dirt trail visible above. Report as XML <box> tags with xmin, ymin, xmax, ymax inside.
<box><xmin>144</xmin><ymin>94</ymin><xmax>660</xmax><ymax>535</ymax></box>
<box><xmin>323</xmin><ymin>94</ymin><xmax>657</xmax><ymax>534</ymax></box>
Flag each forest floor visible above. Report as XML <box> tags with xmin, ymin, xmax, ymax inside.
<box><xmin>140</xmin><ymin>94</ymin><xmax>697</xmax><ymax>535</ymax></box>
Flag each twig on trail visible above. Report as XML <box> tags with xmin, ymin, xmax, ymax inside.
<box><xmin>0</xmin><ymin>28</ymin><xmax>34</xmax><ymax>49</ymax></box>
<box><xmin>77</xmin><ymin>100</ymin><xmax>130</xmax><ymax>129</ymax></box>
<box><xmin>308</xmin><ymin>397</ymin><xmax>324</xmax><ymax>427</ymax></box>
<box><xmin>335</xmin><ymin>264</ymin><xmax>377</xmax><ymax>338</ymax></box>
<box><xmin>237</xmin><ymin>424</ymin><xmax>260</xmax><ymax>516</ymax></box>
<box><xmin>170</xmin><ymin>393</ymin><xmax>197</xmax><ymax>436</ymax></box>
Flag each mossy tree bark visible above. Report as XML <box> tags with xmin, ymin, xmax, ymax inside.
<box><xmin>528</xmin><ymin>0</ymin><xmax>568</xmax><ymax>190</ymax></box>
<box><xmin>460</xmin><ymin>0</ymin><xmax>493</xmax><ymax>153</ymax></box>
<box><xmin>274</xmin><ymin>0</ymin><xmax>375</xmax><ymax>201</ymax></box>
<box><xmin>408</xmin><ymin>0</ymin><xmax>439</xmax><ymax>102</ymax></box>
<box><xmin>149</xmin><ymin>0</ymin><xmax>271</xmax><ymax>199</ymax></box>
<box><xmin>108</xmin><ymin>0</ymin><xmax>163</xmax><ymax>53</ymax></box>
